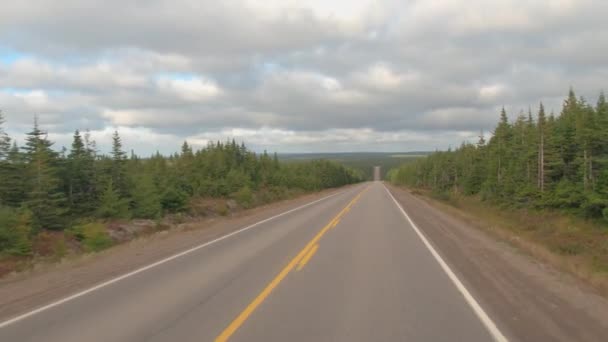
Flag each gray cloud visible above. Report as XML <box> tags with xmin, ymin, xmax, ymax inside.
<box><xmin>1</xmin><ymin>0</ymin><xmax>607</xmax><ymax>153</ymax></box>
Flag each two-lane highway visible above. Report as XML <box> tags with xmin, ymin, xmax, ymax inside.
<box><xmin>0</xmin><ymin>182</ymin><xmax>505</xmax><ymax>341</ymax></box>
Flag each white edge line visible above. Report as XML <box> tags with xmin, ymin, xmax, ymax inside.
<box><xmin>383</xmin><ymin>184</ymin><xmax>509</xmax><ymax>342</ymax></box>
<box><xmin>0</xmin><ymin>187</ymin><xmax>352</xmax><ymax>329</ymax></box>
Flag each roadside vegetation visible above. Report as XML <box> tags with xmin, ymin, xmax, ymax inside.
<box><xmin>388</xmin><ymin>89</ymin><xmax>608</xmax><ymax>289</ymax></box>
<box><xmin>281</xmin><ymin>152</ymin><xmax>426</xmax><ymax>180</ymax></box>
<box><xmin>0</xmin><ymin>112</ymin><xmax>363</xmax><ymax>274</ymax></box>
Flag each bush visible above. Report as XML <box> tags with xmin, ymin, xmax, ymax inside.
<box><xmin>0</xmin><ymin>207</ymin><xmax>33</xmax><ymax>256</ymax></box>
<box><xmin>97</xmin><ymin>181</ymin><xmax>131</xmax><ymax>219</ymax></box>
<box><xmin>580</xmin><ymin>193</ymin><xmax>607</xmax><ymax>219</ymax></box>
<box><xmin>603</xmin><ymin>207</ymin><xmax>608</xmax><ymax>223</ymax></box>
<box><xmin>161</xmin><ymin>188</ymin><xmax>188</xmax><ymax>212</ymax></box>
<box><xmin>71</xmin><ymin>223</ymin><xmax>113</xmax><ymax>252</ymax></box>
<box><xmin>234</xmin><ymin>186</ymin><xmax>254</xmax><ymax>209</ymax></box>
<box><xmin>132</xmin><ymin>175</ymin><xmax>162</xmax><ymax>219</ymax></box>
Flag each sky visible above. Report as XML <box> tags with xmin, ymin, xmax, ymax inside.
<box><xmin>1</xmin><ymin>0</ymin><xmax>607</xmax><ymax>154</ymax></box>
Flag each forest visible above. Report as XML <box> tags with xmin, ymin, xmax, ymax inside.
<box><xmin>389</xmin><ymin>89</ymin><xmax>608</xmax><ymax>223</ymax></box>
<box><xmin>0</xmin><ymin>114</ymin><xmax>363</xmax><ymax>256</ymax></box>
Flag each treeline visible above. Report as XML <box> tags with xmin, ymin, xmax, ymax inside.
<box><xmin>389</xmin><ymin>89</ymin><xmax>608</xmax><ymax>222</ymax></box>
<box><xmin>0</xmin><ymin>114</ymin><xmax>363</xmax><ymax>255</ymax></box>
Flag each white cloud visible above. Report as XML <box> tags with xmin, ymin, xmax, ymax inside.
<box><xmin>156</xmin><ymin>76</ymin><xmax>222</xmax><ymax>102</ymax></box>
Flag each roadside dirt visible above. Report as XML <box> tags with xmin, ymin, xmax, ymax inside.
<box><xmin>387</xmin><ymin>184</ymin><xmax>608</xmax><ymax>342</ymax></box>
<box><xmin>0</xmin><ymin>185</ymin><xmax>354</xmax><ymax>323</ymax></box>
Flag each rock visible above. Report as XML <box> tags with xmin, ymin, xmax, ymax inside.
<box><xmin>226</xmin><ymin>199</ymin><xmax>238</xmax><ymax>210</ymax></box>
<box><xmin>108</xmin><ymin>220</ymin><xmax>155</xmax><ymax>242</ymax></box>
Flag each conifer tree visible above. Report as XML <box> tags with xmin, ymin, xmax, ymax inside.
<box><xmin>97</xmin><ymin>180</ymin><xmax>130</xmax><ymax>219</ymax></box>
<box><xmin>67</xmin><ymin>130</ymin><xmax>97</xmax><ymax>215</ymax></box>
<box><xmin>0</xmin><ymin>110</ymin><xmax>10</xmax><ymax>161</ymax></box>
<box><xmin>110</xmin><ymin>131</ymin><xmax>129</xmax><ymax>197</ymax></box>
<box><xmin>22</xmin><ymin>118</ymin><xmax>66</xmax><ymax>230</ymax></box>
<box><xmin>0</xmin><ymin>112</ymin><xmax>15</xmax><ymax>206</ymax></box>
<box><xmin>132</xmin><ymin>174</ymin><xmax>162</xmax><ymax>219</ymax></box>
<box><xmin>0</xmin><ymin>143</ymin><xmax>27</xmax><ymax>207</ymax></box>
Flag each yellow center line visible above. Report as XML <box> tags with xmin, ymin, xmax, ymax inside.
<box><xmin>296</xmin><ymin>243</ymin><xmax>319</xmax><ymax>271</ymax></box>
<box><xmin>214</xmin><ymin>186</ymin><xmax>369</xmax><ymax>342</ymax></box>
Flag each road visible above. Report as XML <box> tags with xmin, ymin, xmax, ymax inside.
<box><xmin>1</xmin><ymin>181</ymin><xmax>607</xmax><ymax>341</ymax></box>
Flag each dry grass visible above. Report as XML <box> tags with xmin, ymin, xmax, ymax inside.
<box><xmin>416</xmin><ymin>190</ymin><xmax>608</xmax><ymax>296</ymax></box>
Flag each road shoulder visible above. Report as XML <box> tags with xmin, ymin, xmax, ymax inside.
<box><xmin>386</xmin><ymin>183</ymin><xmax>608</xmax><ymax>342</ymax></box>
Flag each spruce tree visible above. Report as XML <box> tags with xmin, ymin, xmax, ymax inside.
<box><xmin>97</xmin><ymin>180</ymin><xmax>130</xmax><ymax>219</ymax></box>
<box><xmin>22</xmin><ymin>118</ymin><xmax>67</xmax><ymax>230</ymax></box>
<box><xmin>67</xmin><ymin>130</ymin><xmax>97</xmax><ymax>215</ymax></box>
<box><xmin>110</xmin><ymin>131</ymin><xmax>129</xmax><ymax>197</ymax></box>
<box><xmin>0</xmin><ymin>110</ymin><xmax>10</xmax><ymax>160</ymax></box>
<box><xmin>0</xmin><ymin>143</ymin><xmax>27</xmax><ymax>207</ymax></box>
<box><xmin>0</xmin><ymin>112</ymin><xmax>14</xmax><ymax>206</ymax></box>
<box><xmin>132</xmin><ymin>174</ymin><xmax>162</xmax><ymax>219</ymax></box>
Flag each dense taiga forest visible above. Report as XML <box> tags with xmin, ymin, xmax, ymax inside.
<box><xmin>0</xmin><ymin>114</ymin><xmax>363</xmax><ymax>256</ymax></box>
<box><xmin>389</xmin><ymin>89</ymin><xmax>608</xmax><ymax>223</ymax></box>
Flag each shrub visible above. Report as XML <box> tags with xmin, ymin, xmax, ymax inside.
<box><xmin>71</xmin><ymin>223</ymin><xmax>113</xmax><ymax>252</ymax></box>
<box><xmin>0</xmin><ymin>207</ymin><xmax>33</xmax><ymax>256</ymax></box>
<box><xmin>97</xmin><ymin>181</ymin><xmax>131</xmax><ymax>219</ymax></box>
<box><xmin>132</xmin><ymin>174</ymin><xmax>162</xmax><ymax>219</ymax></box>
<box><xmin>234</xmin><ymin>186</ymin><xmax>254</xmax><ymax>209</ymax></box>
<box><xmin>161</xmin><ymin>188</ymin><xmax>188</xmax><ymax>213</ymax></box>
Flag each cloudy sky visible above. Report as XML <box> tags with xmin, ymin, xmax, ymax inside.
<box><xmin>1</xmin><ymin>0</ymin><xmax>607</xmax><ymax>154</ymax></box>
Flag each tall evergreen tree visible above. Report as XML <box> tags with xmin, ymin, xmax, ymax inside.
<box><xmin>0</xmin><ymin>143</ymin><xmax>27</xmax><ymax>207</ymax></box>
<box><xmin>110</xmin><ymin>131</ymin><xmax>129</xmax><ymax>197</ymax></box>
<box><xmin>67</xmin><ymin>130</ymin><xmax>97</xmax><ymax>215</ymax></box>
<box><xmin>0</xmin><ymin>110</ymin><xmax>10</xmax><ymax>160</ymax></box>
<box><xmin>22</xmin><ymin>118</ymin><xmax>66</xmax><ymax>230</ymax></box>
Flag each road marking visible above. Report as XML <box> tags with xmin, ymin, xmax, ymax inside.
<box><xmin>296</xmin><ymin>244</ymin><xmax>319</xmax><ymax>271</ymax></box>
<box><xmin>0</xmin><ymin>187</ymin><xmax>358</xmax><ymax>330</ymax></box>
<box><xmin>383</xmin><ymin>184</ymin><xmax>509</xmax><ymax>342</ymax></box>
<box><xmin>215</xmin><ymin>187</ymin><xmax>367</xmax><ymax>342</ymax></box>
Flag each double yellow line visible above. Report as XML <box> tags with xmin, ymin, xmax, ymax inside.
<box><xmin>215</xmin><ymin>187</ymin><xmax>368</xmax><ymax>342</ymax></box>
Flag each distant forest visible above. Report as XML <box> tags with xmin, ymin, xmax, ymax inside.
<box><xmin>0</xmin><ymin>115</ymin><xmax>363</xmax><ymax>256</ymax></box>
<box><xmin>280</xmin><ymin>152</ymin><xmax>428</xmax><ymax>180</ymax></box>
<box><xmin>389</xmin><ymin>89</ymin><xmax>608</xmax><ymax>222</ymax></box>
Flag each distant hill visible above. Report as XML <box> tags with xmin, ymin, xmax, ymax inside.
<box><xmin>278</xmin><ymin>152</ymin><xmax>430</xmax><ymax>180</ymax></box>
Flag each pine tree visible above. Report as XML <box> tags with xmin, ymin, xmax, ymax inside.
<box><xmin>0</xmin><ymin>110</ymin><xmax>10</xmax><ymax>161</ymax></box>
<box><xmin>592</xmin><ymin>93</ymin><xmax>608</xmax><ymax>189</ymax></box>
<box><xmin>483</xmin><ymin>107</ymin><xmax>513</xmax><ymax>199</ymax></box>
<box><xmin>557</xmin><ymin>89</ymin><xmax>580</xmax><ymax>182</ymax></box>
<box><xmin>525</xmin><ymin>109</ymin><xmax>538</xmax><ymax>188</ymax></box>
<box><xmin>110</xmin><ymin>131</ymin><xmax>129</xmax><ymax>197</ymax></box>
<box><xmin>0</xmin><ymin>111</ymin><xmax>13</xmax><ymax>206</ymax></box>
<box><xmin>22</xmin><ymin>118</ymin><xmax>67</xmax><ymax>230</ymax></box>
<box><xmin>67</xmin><ymin>130</ymin><xmax>97</xmax><ymax>215</ymax></box>
<box><xmin>0</xmin><ymin>143</ymin><xmax>27</xmax><ymax>207</ymax></box>
<box><xmin>131</xmin><ymin>174</ymin><xmax>162</xmax><ymax>219</ymax></box>
<box><xmin>538</xmin><ymin>103</ymin><xmax>547</xmax><ymax>192</ymax></box>
<box><xmin>97</xmin><ymin>180</ymin><xmax>130</xmax><ymax>219</ymax></box>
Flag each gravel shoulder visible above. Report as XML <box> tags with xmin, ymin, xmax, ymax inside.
<box><xmin>0</xmin><ymin>185</ymin><xmax>354</xmax><ymax>323</ymax></box>
<box><xmin>387</xmin><ymin>183</ymin><xmax>608</xmax><ymax>342</ymax></box>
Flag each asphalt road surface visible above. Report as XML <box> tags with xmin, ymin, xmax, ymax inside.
<box><xmin>1</xmin><ymin>182</ymin><xmax>605</xmax><ymax>341</ymax></box>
